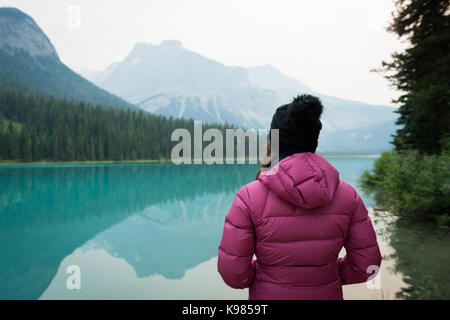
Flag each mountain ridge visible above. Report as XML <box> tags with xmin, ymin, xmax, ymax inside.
<box><xmin>0</xmin><ymin>7</ymin><xmax>137</xmax><ymax>110</ymax></box>
<box><xmin>82</xmin><ymin>40</ymin><xmax>398</xmax><ymax>152</ymax></box>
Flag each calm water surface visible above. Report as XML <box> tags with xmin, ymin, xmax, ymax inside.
<box><xmin>0</xmin><ymin>156</ymin><xmax>449</xmax><ymax>299</ymax></box>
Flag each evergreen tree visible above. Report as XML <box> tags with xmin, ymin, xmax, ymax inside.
<box><xmin>3</xmin><ymin>130</ymin><xmax>12</xmax><ymax>159</ymax></box>
<box><xmin>51</xmin><ymin>133</ymin><xmax>59</xmax><ymax>160</ymax></box>
<box><xmin>379</xmin><ymin>0</ymin><xmax>450</xmax><ymax>154</ymax></box>
<box><xmin>8</xmin><ymin>122</ymin><xmax>19</xmax><ymax>159</ymax></box>
<box><xmin>65</xmin><ymin>135</ymin><xmax>75</xmax><ymax>160</ymax></box>
<box><xmin>0</xmin><ymin>114</ymin><xmax>5</xmax><ymax>158</ymax></box>
<box><xmin>30</xmin><ymin>128</ymin><xmax>39</xmax><ymax>161</ymax></box>
<box><xmin>97</xmin><ymin>138</ymin><xmax>105</xmax><ymax>161</ymax></box>
<box><xmin>20</xmin><ymin>127</ymin><xmax>32</xmax><ymax>162</ymax></box>
<box><xmin>88</xmin><ymin>137</ymin><xmax>96</xmax><ymax>160</ymax></box>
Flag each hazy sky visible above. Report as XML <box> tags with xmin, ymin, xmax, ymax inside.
<box><xmin>2</xmin><ymin>0</ymin><xmax>405</xmax><ymax>106</ymax></box>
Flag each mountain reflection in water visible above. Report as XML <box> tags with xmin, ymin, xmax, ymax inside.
<box><xmin>1</xmin><ymin>158</ymin><xmax>448</xmax><ymax>299</ymax></box>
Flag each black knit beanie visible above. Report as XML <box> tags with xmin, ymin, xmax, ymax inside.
<box><xmin>270</xmin><ymin>94</ymin><xmax>323</xmax><ymax>160</ymax></box>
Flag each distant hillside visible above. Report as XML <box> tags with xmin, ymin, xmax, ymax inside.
<box><xmin>0</xmin><ymin>7</ymin><xmax>136</xmax><ymax>110</ymax></box>
<box><xmin>318</xmin><ymin>120</ymin><xmax>397</xmax><ymax>153</ymax></box>
<box><xmin>0</xmin><ymin>88</ymin><xmax>235</xmax><ymax>162</ymax></box>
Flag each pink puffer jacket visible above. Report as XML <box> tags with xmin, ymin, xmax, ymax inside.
<box><xmin>218</xmin><ymin>152</ymin><xmax>382</xmax><ymax>300</ymax></box>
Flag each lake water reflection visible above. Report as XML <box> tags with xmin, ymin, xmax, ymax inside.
<box><xmin>0</xmin><ymin>157</ymin><xmax>448</xmax><ymax>299</ymax></box>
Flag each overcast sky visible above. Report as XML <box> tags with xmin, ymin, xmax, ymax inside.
<box><xmin>2</xmin><ymin>0</ymin><xmax>405</xmax><ymax>106</ymax></box>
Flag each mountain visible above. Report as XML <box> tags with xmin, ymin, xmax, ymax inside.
<box><xmin>83</xmin><ymin>40</ymin><xmax>398</xmax><ymax>153</ymax></box>
<box><xmin>0</xmin><ymin>7</ymin><xmax>136</xmax><ymax>110</ymax></box>
<box><xmin>85</xmin><ymin>40</ymin><xmax>277</xmax><ymax>128</ymax></box>
<box><xmin>318</xmin><ymin>120</ymin><xmax>397</xmax><ymax>153</ymax></box>
<box><xmin>244</xmin><ymin>66</ymin><xmax>397</xmax><ymax>131</ymax></box>
<box><xmin>247</xmin><ymin>64</ymin><xmax>312</xmax><ymax>98</ymax></box>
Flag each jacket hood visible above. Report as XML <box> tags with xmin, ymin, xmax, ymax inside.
<box><xmin>258</xmin><ymin>153</ymin><xmax>340</xmax><ymax>209</ymax></box>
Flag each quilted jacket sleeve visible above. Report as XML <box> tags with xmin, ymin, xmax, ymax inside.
<box><xmin>218</xmin><ymin>186</ymin><xmax>256</xmax><ymax>289</ymax></box>
<box><xmin>338</xmin><ymin>192</ymin><xmax>382</xmax><ymax>285</ymax></box>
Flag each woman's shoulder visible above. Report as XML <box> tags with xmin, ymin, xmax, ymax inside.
<box><xmin>238</xmin><ymin>179</ymin><xmax>268</xmax><ymax>198</ymax></box>
<box><xmin>334</xmin><ymin>180</ymin><xmax>365</xmax><ymax>211</ymax></box>
<box><xmin>234</xmin><ymin>180</ymin><xmax>270</xmax><ymax>217</ymax></box>
<box><xmin>337</xmin><ymin>180</ymin><xmax>357</xmax><ymax>195</ymax></box>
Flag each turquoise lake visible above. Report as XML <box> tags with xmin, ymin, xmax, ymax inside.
<box><xmin>1</xmin><ymin>156</ymin><xmax>449</xmax><ymax>299</ymax></box>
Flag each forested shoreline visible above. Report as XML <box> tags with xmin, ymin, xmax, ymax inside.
<box><xmin>360</xmin><ymin>0</ymin><xmax>449</xmax><ymax>226</ymax></box>
<box><xmin>0</xmin><ymin>88</ymin><xmax>234</xmax><ymax>162</ymax></box>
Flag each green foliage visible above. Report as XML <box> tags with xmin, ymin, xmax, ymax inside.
<box><xmin>363</xmin><ymin>0</ymin><xmax>450</xmax><ymax>224</ymax></box>
<box><xmin>19</xmin><ymin>127</ymin><xmax>32</xmax><ymax>162</ymax></box>
<box><xmin>0</xmin><ymin>88</ymin><xmax>235</xmax><ymax>162</ymax></box>
<box><xmin>0</xmin><ymin>49</ymin><xmax>136</xmax><ymax>111</ymax></box>
<box><xmin>378</xmin><ymin>0</ymin><xmax>450</xmax><ymax>155</ymax></box>
<box><xmin>360</xmin><ymin>149</ymin><xmax>450</xmax><ymax>223</ymax></box>
<box><xmin>435</xmin><ymin>214</ymin><xmax>450</xmax><ymax>227</ymax></box>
